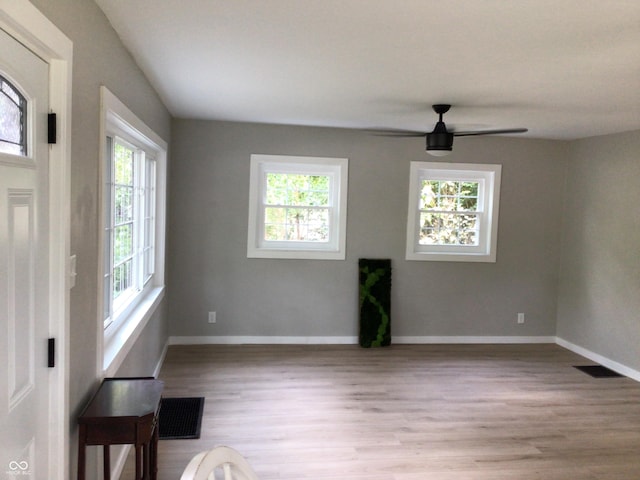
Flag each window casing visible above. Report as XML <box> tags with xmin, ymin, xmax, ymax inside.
<box><xmin>100</xmin><ymin>87</ymin><xmax>166</xmax><ymax>375</ymax></box>
<box><xmin>406</xmin><ymin>162</ymin><xmax>501</xmax><ymax>262</ymax></box>
<box><xmin>247</xmin><ymin>154</ymin><xmax>348</xmax><ymax>260</ymax></box>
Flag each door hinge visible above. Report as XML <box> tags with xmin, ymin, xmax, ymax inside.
<box><xmin>48</xmin><ymin>338</ymin><xmax>55</xmax><ymax>368</ymax></box>
<box><xmin>48</xmin><ymin>113</ymin><xmax>57</xmax><ymax>144</ymax></box>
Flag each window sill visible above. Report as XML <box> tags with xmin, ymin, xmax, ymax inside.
<box><xmin>406</xmin><ymin>251</ymin><xmax>497</xmax><ymax>262</ymax></box>
<box><xmin>103</xmin><ymin>285</ymin><xmax>165</xmax><ymax>376</ymax></box>
<box><xmin>247</xmin><ymin>248</ymin><xmax>346</xmax><ymax>260</ymax></box>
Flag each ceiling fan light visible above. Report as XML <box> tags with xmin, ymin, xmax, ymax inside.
<box><xmin>427</xmin><ymin>149</ymin><xmax>452</xmax><ymax>157</ymax></box>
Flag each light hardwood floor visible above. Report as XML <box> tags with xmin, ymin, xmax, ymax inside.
<box><xmin>123</xmin><ymin>344</ymin><xmax>640</xmax><ymax>479</ymax></box>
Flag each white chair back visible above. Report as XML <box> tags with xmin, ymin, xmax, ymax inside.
<box><xmin>180</xmin><ymin>445</ymin><xmax>259</xmax><ymax>480</ymax></box>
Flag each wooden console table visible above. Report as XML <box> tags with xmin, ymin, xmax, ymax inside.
<box><xmin>77</xmin><ymin>377</ymin><xmax>164</xmax><ymax>480</ymax></box>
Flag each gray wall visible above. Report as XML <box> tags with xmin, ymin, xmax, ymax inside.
<box><xmin>169</xmin><ymin>120</ymin><xmax>567</xmax><ymax>339</ymax></box>
<box><xmin>21</xmin><ymin>1</ymin><xmax>640</xmax><ymax>475</ymax></box>
<box><xmin>557</xmin><ymin>130</ymin><xmax>640</xmax><ymax>372</ymax></box>
<box><xmin>27</xmin><ymin>0</ymin><xmax>171</xmax><ymax>476</ymax></box>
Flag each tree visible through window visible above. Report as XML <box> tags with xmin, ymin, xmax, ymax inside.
<box><xmin>247</xmin><ymin>154</ymin><xmax>348</xmax><ymax>260</ymax></box>
<box><xmin>264</xmin><ymin>173</ymin><xmax>330</xmax><ymax>242</ymax></box>
<box><xmin>406</xmin><ymin>162</ymin><xmax>501</xmax><ymax>262</ymax></box>
<box><xmin>0</xmin><ymin>75</ymin><xmax>27</xmax><ymax>156</ymax></box>
<box><xmin>104</xmin><ymin>136</ymin><xmax>156</xmax><ymax>327</ymax></box>
<box><xmin>419</xmin><ymin>179</ymin><xmax>480</xmax><ymax>246</ymax></box>
<box><xmin>113</xmin><ymin>142</ymin><xmax>135</xmax><ymax>306</ymax></box>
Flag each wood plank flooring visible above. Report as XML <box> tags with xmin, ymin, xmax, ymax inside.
<box><xmin>122</xmin><ymin>344</ymin><xmax>640</xmax><ymax>479</ymax></box>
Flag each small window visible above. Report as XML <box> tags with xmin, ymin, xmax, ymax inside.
<box><xmin>0</xmin><ymin>75</ymin><xmax>27</xmax><ymax>156</ymax></box>
<box><xmin>406</xmin><ymin>162</ymin><xmax>501</xmax><ymax>262</ymax></box>
<box><xmin>247</xmin><ymin>154</ymin><xmax>348</xmax><ymax>260</ymax></box>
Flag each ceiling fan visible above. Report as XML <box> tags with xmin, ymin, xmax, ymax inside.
<box><xmin>372</xmin><ymin>104</ymin><xmax>527</xmax><ymax>156</ymax></box>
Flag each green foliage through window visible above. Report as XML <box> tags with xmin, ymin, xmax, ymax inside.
<box><xmin>419</xmin><ymin>179</ymin><xmax>480</xmax><ymax>246</ymax></box>
<box><xmin>112</xmin><ymin>143</ymin><xmax>135</xmax><ymax>300</ymax></box>
<box><xmin>105</xmin><ymin>138</ymin><xmax>156</xmax><ymax>313</ymax></box>
<box><xmin>264</xmin><ymin>173</ymin><xmax>331</xmax><ymax>242</ymax></box>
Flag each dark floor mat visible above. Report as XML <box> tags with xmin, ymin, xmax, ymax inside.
<box><xmin>574</xmin><ymin>365</ymin><xmax>623</xmax><ymax>378</ymax></box>
<box><xmin>158</xmin><ymin>397</ymin><xmax>204</xmax><ymax>439</ymax></box>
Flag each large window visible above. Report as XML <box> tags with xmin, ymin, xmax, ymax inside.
<box><xmin>247</xmin><ymin>154</ymin><xmax>348</xmax><ymax>260</ymax></box>
<box><xmin>406</xmin><ymin>162</ymin><xmax>501</xmax><ymax>262</ymax></box>
<box><xmin>100</xmin><ymin>87</ymin><xmax>166</xmax><ymax>374</ymax></box>
<box><xmin>103</xmin><ymin>137</ymin><xmax>156</xmax><ymax>326</ymax></box>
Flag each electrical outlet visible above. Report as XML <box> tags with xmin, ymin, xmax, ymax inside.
<box><xmin>517</xmin><ymin>313</ymin><xmax>525</xmax><ymax>324</ymax></box>
<box><xmin>208</xmin><ymin>311</ymin><xmax>216</xmax><ymax>324</ymax></box>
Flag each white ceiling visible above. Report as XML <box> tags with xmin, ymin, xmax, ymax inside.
<box><xmin>94</xmin><ymin>0</ymin><xmax>640</xmax><ymax>140</ymax></box>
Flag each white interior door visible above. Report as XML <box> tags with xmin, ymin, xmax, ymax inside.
<box><xmin>0</xmin><ymin>27</ymin><xmax>50</xmax><ymax>479</ymax></box>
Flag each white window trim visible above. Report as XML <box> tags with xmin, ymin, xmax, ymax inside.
<box><xmin>98</xmin><ymin>86</ymin><xmax>167</xmax><ymax>375</ymax></box>
<box><xmin>247</xmin><ymin>154</ymin><xmax>348</xmax><ymax>260</ymax></box>
<box><xmin>406</xmin><ymin>161</ymin><xmax>501</xmax><ymax>262</ymax></box>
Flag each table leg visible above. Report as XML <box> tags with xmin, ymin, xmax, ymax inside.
<box><xmin>103</xmin><ymin>445</ymin><xmax>111</xmax><ymax>480</ymax></box>
<box><xmin>143</xmin><ymin>442</ymin><xmax>150</xmax><ymax>479</ymax></box>
<box><xmin>151</xmin><ymin>424</ymin><xmax>158</xmax><ymax>480</ymax></box>
<box><xmin>77</xmin><ymin>425</ymin><xmax>86</xmax><ymax>480</ymax></box>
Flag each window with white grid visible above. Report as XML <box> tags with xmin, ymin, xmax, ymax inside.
<box><xmin>406</xmin><ymin>162</ymin><xmax>501</xmax><ymax>262</ymax></box>
<box><xmin>103</xmin><ymin>137</ymin><xmax>157</xmax><ymax>327</ymax></box>
<box><xmin>247</xmin><ymin>154</ymin><xmax>348</xmax><ymax>260</ymax></box>
<box><xmin>99</xmin><ymin>87</ymin><xmax>167</xmax><ymax>374</ymax></box>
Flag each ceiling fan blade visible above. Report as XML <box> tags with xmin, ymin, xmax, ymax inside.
<box><xmin>452</xmin><ymin>128</ymin><xmax>528</xmax><ymax>137</ymax></box>
<box><xmin>365</xmin><ymin>129</ymin><xmax>426</xmax><ymax>137</ymax></box>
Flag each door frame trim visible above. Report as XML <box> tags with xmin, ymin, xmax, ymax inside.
<box><xmin>0</xmin><ymin>2</ymin><xmax>72</xmax><ymax>479</ymax></box>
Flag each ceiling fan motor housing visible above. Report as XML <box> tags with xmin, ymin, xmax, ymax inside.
<box><xmin>426</xmin><ymin>121</ymin><xmax>454</xmax><ymax>152</ymax></box>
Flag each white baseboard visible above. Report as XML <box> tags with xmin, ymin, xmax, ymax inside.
<box><xmin>556</xmin><ymin>337</ymin><xmax>640</xmax><ymax>382</ymax></box>
<box><xmin>169</xmin><ymin>335</ymin><xmax>359</xmax><ymax>345</ymax></box>
<box><xmin>394</xmin><ymin>335</ymin><xmax>556</xmax><ymax>344</ymax></box>
<box><xmin>168</xmin><ymin>335</ymin><xmax>555</xmax><ymax>346</ymax></box>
